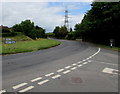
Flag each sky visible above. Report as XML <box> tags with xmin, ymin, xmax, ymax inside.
<box><xmin>1</xmin><ymin>2</ymin><xmax>92</xmax><ymax>32</ymax></box>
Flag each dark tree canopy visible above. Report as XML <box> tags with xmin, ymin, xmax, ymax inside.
<box><xmin>12</xmin><ymin>20</ymin><xmax>46</xmax><ymax>39</ymax></box>
<box><xmin>74</xmin><ymin>2</ymin><xmax>120</xmax><ymax>47</ymax></box>
<box><xmin>53</xmin><ymin>26</ymin><xmax>68</xmax><ymax>39</ymax></box>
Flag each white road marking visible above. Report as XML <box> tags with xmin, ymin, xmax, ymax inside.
<box><xmin>77</xmin><ymin>61</ymin><xmax>82</xmax><ymax>64</ymax></box>
<box><xmin>0</xmin><ymin>90</ymin><xmax>6</xmax><ymax>93</ymax></box>
<box><xmin>38</xmin><ymin>79</ymin><xmax>49</xmax><ymax>85</ymax></box>
<box><xmin>102</xmin><ymin>68</ymin><xmax>118</xmax><ymax>75</ymax></box>
<box><xmin>52</xmin><ymin>74</ymin><xmax>61</xmax><ymax>79</ymax></box>
<box><xmin>31</xmin><ymin>77</ymin><xmax>42</xmax><ymax>82</ymax></box>
<box><xmin>57</xmin><ymin>69</ymin><xmax>64</xmax><ymax>72</ymax></box>
<box><xmin>83</xmin><ymin>62</ymin><xmax>88</xmax><ymax>65</ymax></box>
<box><xmin>72</xmin><ymin>63</ymin><xmax>77</xmax><ymax>66</ymax></box>
<box><xmin>71</xmin><ymin>67</ymin><xmax>77</xmax><ymax>70</ymax></box>
<box><xmin>65</xmin><ymin>66</ymin><xmax>71</xmax><ymax>69</ymax></box>
<box><xmin>89</xmin><ymin>56</ymin><xmax>92</xmax><ymax>58</ymax></box>
<box><xmin>88</xmin><ymin>60</ymin><xmax>91</xmax><ymax>62</ymax></box>
<box><xmin>45</xmin><ymin>73</ymin><xmax>54</xmax><ymax>77</ymax></box>
<box><xmin>86</xmin><ymin>58</ymin><xmax>90</xmax><ymax>60</ymax></box>
<box><xmin>13</xmin><ymin>83</ymin><xmax>28</xmax><ymax>89</ymax></box>
<box><xmin>19</xmin><ymin>86</ymin><xmax>34</xmax><ymax>93</ymax></box>
<box><xmin>63</xmin><ymin>70</ymin><xmax>71</xmax><ymax>74</ymax></box>
<box><xmin>82</xmin><ymin>60</ymin><xmax>86</xmax><ymax>61</ymax></box>
<box><xmin>78</xmin><ymin>64</ymin><xmax>83</xmax><ymax>67</ymax></box>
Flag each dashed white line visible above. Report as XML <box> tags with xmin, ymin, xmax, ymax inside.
<box><xmin>77</xmin><ymin>61</ymin><xmax>82</xmax><ymax>64</ymax></box>
<box><xmin>63</xmin><ymin>70</ymin><xmax>71</xmax><ymax>74</ymax></box>
<box><xmin>88</xmin><ymin>60</ymin><xmax>91</xmax><ymax>62</ymax></box>
<box><xmin>86</xmin><ymin>58</ymin><xmax>90</xmax><ymax>60</ymax></box>
<box><xmin>31</xmin><ymin>77</ymin><xmax>42</xmax><ymax>82</ymax></box>
<box><xmin>57</xmin><ymin>69</ymin><xmax>64</xmax><ymax>72</ymax></box>
<box><xmin>82</xmin><ymin>60</ymin><xmax>86</xmax><ymax>61</ymax></box>
<box><xmin>78</xmin><ymin>64</ymin><xmax>83</xmax><ymax>67</ymax></box>
<box><xmin>45</xmin><ymin>73</ymin><xmax>54</xmax><ymax>77</ymax></box>
<box><xmin>19</xmin><ymin>86</ymin><xmax>34</xmax><ymax>93</ymax></box>
<box><xmin>0</xmin><ymin>90</ymin><xmax>6</xmax><ymax>93</ymax></box>
<box><xmin>13</xmin><ymin>83</ymin><xmax>28</xmax><ymax>89</ymax></box>
<box><xmin>52</xmin><ymin>74</ymin><xmax>61</xmax><ymax>79</ymax></box>
<box><xmin>72</xmin><ymin>63</ymin><xmax>77</xmax><ymax>66</ymax></box>
<box><xmin>38</xmin><ymin>79</ymin><xmax>49</xmax><ymax>85</ymax></box>
<box><xmin>83</xmin><ymin>62</ymin><xmax>88</xmax><ymax>65</ymax></box>
<box><xmin>71</xmin><ymin>67</ymin><xmax>77</xmax><ymax>70</ymax></box>
<box><xmin>65</xmin><ymin>66</ymin><xmax>71</xmax><ymax>69</ymax></box>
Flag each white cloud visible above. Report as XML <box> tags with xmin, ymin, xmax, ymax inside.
<box><xmin>1</xmin><ymin>0</ymin><xmax>93</xmax><ymax>2</ymax></box>
<box><xmin>2</xmin><ymin>2</ymin><xmax>86</xmax><ymax>32</ymax></box>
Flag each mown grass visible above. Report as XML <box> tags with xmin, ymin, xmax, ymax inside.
<box><xmin>1</xmin><ymin>39</ymin><xmax>61</xmax><ymax>55</ymax></box>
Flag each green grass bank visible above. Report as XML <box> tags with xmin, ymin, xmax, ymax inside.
<box><xmin>1</xmin><ymin>39</ymin><xmax>61</xmax><ymax>55</ymax></box>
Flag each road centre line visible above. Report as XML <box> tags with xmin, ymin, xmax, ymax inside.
<box><xmin>2</xmin><ymin>48</ymin><xmax>101</xmax><ymax>92</ymax></box>
<box><xmin>78</xmin><ymin>64</ymin><xmax>83</xmax><ymax>67</ymax></box>
<box><xmin>83</xmin><ymin>62</ymin><xmax>88</xmax><ymax>65</ymax></box>
<box><xmin>82</xmin><ymin>60</ymin><xmax>86</xmax><ymax>61</ymax></box>
<box><xmin>63</xmin><ymin>70</ymin><xmax>71</xmax><ymax>74</ymax></box>
<box><xmin>0</xmin><ymin>90</ymin><xmax>6</xmax><ymax>93</ymax></box>
<box><xmin>77</xmin><ymin>61</ymin><xmax>82</xmax><ymax>64</ymax></box>
<box><xmin>57</xmin><ymin>69</ymin><xmax>64</xmax><ymax>72</ymax></box>
<box><xmin>52</xmin><ymin>74</ymin><xmax>61</xmax><ymax>79</ymax></box>
<box><xmin>88</xmin><ymin>60</ymin><xmax>91</xmax><ymax>62</ymax></box>
<box><xmin>45</xmin><ymin>73</ymin><xmax>54</xmax><ymax>77</ymax></box>
<box><xmin>38</xmin><ymin>79</ymin><xmax>49</xmax><ymax>85</ymax></box>
<box><xmin>19</xmin><ymin>86</ymin><xmax>34</xmax><ymax>93</ymax></box>
<box><xmin>65</xmin><ymin>66</ymin><xmax>71</xmax><ymax>69</ymax></box>
<box><xmin>71</xmin><ymin>67</ymin><xmax>77</xmax><ymax>70</ymax></box>
<box><xmin>13</xmin><ymin>83</ymin><xmax>28</xmax><ymax>89</ymax></box>
<box><xmin>31</xmin><ymin>77</ymin><xmax>42</xmax><ymax>82</ymax></box>
<box><xmin>72</xmin><ymin>63</ymin><xmax>77</xmax><ymax>66</ymax></box>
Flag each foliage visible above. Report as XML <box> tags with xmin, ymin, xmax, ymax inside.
<box><xmin>74</xmin><ymin>2</ymin><xmax>120</xmax><ymax>47</ymax></box>
<box><xmin>2</xmin><ymin>26</ymin><xmax>17</xmax><ymax>37</ymax></box>
<box><xmin>46</xmin><ymin>32</ymin><xmax>55</xmax><ymax>37</ymax></box>
<box><xmin>65</xmin><ymin>32</ymin><xmax>76</xmax><ymax>40</ymax></box>
<box><xmin>53</xmin><ymin>26</ymin><xmax>68</xmax><ymax>39</ymax></box>
<box><xmin>12</xmin><ymin>20</ymin><xmax>46</xmax><ymax>39</ymax></box>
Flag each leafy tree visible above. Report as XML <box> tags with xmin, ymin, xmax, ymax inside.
<box><xmin>53</xmin><ymin>26</ymin><xmax>60</xmax><ymax>38</ymax></box>
<box><xmin>12</xmin><ymin>24</ymin><xmax>22</xmax><ymax>32</ymax></box>
<box><xmin>74</xmin><ymin>2</ymin><xmax>120</xmax><ymax>47</ymax></box>
<box><xmin>12</xmin><ymin>20</ymin><xmax>46</xmax><ymax>39</ymax></box>
<box><xmin>53</xmin><ymin>26</ymin><xmax>68</xmax><ymax>39</ymax></box>
<box><xmin>20</xmin><ymin>20</ymin><xmax>34</xmax><ymax>36</ymax></box>
<box><xmin>59</xmin><ymin>26</ymin><xmax>68</xmax><ymax>38</ymax></box>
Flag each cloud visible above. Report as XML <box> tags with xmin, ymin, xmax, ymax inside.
<box><xmin>2</xmin><ymin>0</ymin><xmax>93</xmax><ymax>2</ymax></box>
<box><xmin>2</xmin><ymin>2</ymin><xmax>90</xmax><ymax>32</ymax></box>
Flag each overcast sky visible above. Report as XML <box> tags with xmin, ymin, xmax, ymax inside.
<box><xmin>2</xmin><ymin>2</ymin><xmax>92</xmax><ymax>32</ymax></box>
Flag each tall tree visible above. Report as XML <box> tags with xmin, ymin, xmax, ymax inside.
<box><xmin>74</xmin><ymin>2</ymin><xmax>120</xmax><ymax>47</ymax></box>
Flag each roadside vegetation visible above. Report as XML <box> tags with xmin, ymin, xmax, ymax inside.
<box><xmin>1</xmin><ymin>39</ymin><xmax>61</xmax><ymax>55</ymax></box>
<box><xmin>52</xmin><ymin>2</ymin><xmax>119</xmax><ymax>51</ymax></box>
<box><xmin>1</xmin><ymin>20</ymin><xmax>61</xmax><ymax>55</ymax></box>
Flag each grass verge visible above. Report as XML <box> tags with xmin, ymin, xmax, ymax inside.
<box><xmin>1</xmin><ymin>39</ymin><xmax>61</xmax><ymax>55</ymax></box>
<box><xmin>95</xmin><ymin>44</ymin><xmax>120</xmax><ymax>52</ymax></box>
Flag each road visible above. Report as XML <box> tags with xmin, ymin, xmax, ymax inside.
<box><xmin>1</xmin><ymin>39</ymin><xmax>119</xmax><ymax>93</ymax></box>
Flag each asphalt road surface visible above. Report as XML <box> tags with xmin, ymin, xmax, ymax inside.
<box><xmin>1</xmin><ymin>39</ymin><xmax>119</xmax><ymax>93</ymax></box>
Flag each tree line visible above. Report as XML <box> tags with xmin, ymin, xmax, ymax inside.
<box><xmin>53</xmin><ymin>2</ymin><xmax>119</xmax><ymax>47</ymax></box>
<box><xmin>74</xmin><ymin>2</ymin><xmax>120</xmax><ymax>47</ymax></box>
<box><xmin>2</xmin><ymin>20</ymin><xmax>46</xmax><ymax>39</ymax></box>
<box><xmin>12</xmin><ymin>20</ymin><xmax>46</xmax><ymax>39</ymax></box>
